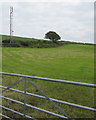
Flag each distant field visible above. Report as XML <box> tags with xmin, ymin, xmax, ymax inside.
<box><xmin>2</xmin><ymin>35</ymin><xmax>37</xmax><ymax>41</ymax></box>
<box><xmin>1</xmin><ymin>39</ymin><xmax>95</xmax><ymax>118</ymax></box>
<box><xmin>2</xmin><ymin>44</ymin><xmax>94</xmax><ymax>83</ymax></box>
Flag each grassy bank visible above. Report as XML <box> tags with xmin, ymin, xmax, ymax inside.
<box><xmin>1</xmin><ymin>35</ymin><xmax>93</xmax><ymax>48</ymax></box>
<box><xmin>2</xmin><ymin>43</ymin><xmax>95</xmax><ymax>119</ymax></box>
<box><xmin>2</xmin><ymin>35</ymin><xmax>67</xmax><ymax>48</ymax></box>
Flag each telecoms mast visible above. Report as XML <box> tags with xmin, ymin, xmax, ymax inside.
<box><xmin>10</xmin><ymin>6</ymin><xmax>13</xmax><ymax>43</ymax></box>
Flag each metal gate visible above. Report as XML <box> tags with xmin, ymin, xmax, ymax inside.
<box><xmin>0</xmin><ymin>72</ymin><xmax>96</xmax><ymax>120</ymax></box>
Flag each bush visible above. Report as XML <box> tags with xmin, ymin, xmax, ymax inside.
<box><xmin>2</xmin><ymin>39</ymin><xmax>10</xmax><ymax>43</ymax></box>
<box><xmin>2</xmin><ymin>39</ymin><xmax>65</xmax><ymax>48</ymax></box>
<box><xmin>2</xmin><ymin>39</ymin><xmax>21</xmax><ymax>47</ymax></box>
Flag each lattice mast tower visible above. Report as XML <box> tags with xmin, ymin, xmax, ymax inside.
<box><xmin>10</xmin><ymin>6</ymin><xmax>13</xmax><ymax>43</ymax></box>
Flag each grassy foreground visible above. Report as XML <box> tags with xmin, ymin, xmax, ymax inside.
<box><xmin>2</xmin><ymin>44</ymin><xmax>95</xmax><ymax>118</ymax></box>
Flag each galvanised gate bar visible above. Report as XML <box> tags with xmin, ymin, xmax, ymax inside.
<box><xmin>0</xmin><ymin>72</ymin><xmax>96</xmax><ymax>120</ymax></box>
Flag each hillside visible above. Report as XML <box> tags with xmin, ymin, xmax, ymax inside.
<box><xmin>1</xmin><ymin>35</ymin><xmax>95</xmax><ymax>118</ymax></box>
<box><xmin>1</xmin><ymin>35</ymin><xmax>37</xmax><ymax>41</ymax></box>
<box><xmin>1</xmin><ymin>35</ymin><xmax>66</xmax><ymax>48</ymax></box>
<box><xmin>1</xmin><ymin>35</ymin><xmax>93</xmax><ymax>48</ymax></box>
<box><xmin>2</xmin><ymin>44</ymin><xmax>94</xmax><ymax>83</ymax></box>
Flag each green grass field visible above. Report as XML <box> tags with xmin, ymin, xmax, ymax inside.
<box><xmin>1</xmin><ymin>40</ymin><xmax>95</xmax><ymax>118</ymax></box>
<box><xmin>2</xmin><ymin>44</ymin><xmax>94</xmax><ymax>83</ymax></box>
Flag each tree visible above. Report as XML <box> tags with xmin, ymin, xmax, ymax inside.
<box><xmin>45</xmin><ymin>31</ymin><xmax>61</xmax><ymax>42</ymax></box>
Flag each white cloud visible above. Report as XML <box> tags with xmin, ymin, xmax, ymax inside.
<box><xmin>0</xmin><ymin>0</ymin><xmax>95</xmax><ymax>3</ymax></box>
<box><xmin>1</xmin><ymin>2</ymin><xmax>94</xmax><ymax>43</ymax></box>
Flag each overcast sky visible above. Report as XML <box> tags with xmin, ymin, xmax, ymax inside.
<box><xmin>0</xmin><ymin>0</ymin><xmax>95</xmax><ymax>43</ymax></box>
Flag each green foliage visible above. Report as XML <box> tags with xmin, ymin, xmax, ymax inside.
<box><xmin>2</xmin><ymin>35</ymin><xmax>64</xmax><ymax>48</ymax></box>
<box><xmin>1</xmin><ymin>35</ymin><xmax>93</xmax><ymax>48</ymax></box>
<box><xmin>2</xmin><ymin>39</ymin><xmax>63</xmax><ymax>48</ymax></box>
<box><xmin>45</xmin><ymin>31</ymin><xmax>61</xmax><ymax>42</ymax></box>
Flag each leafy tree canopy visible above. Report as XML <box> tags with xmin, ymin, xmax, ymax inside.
<box><xmin>45</xmin><ymin>31</ymin><xmax>61</xmax><ymax>42</ymax></box>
